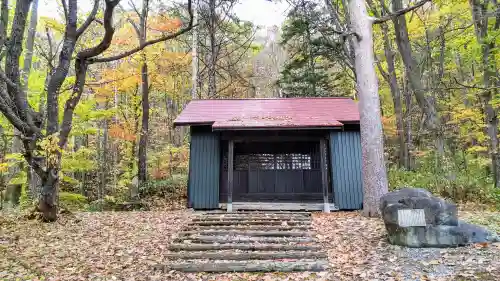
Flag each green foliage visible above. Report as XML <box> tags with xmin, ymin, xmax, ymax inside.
<box><xmin>8</xmin><ymin>171</ymin><xmax>27</xmax><ymax>186</ymax></box>
<box><xmin>61</xmin><ymin>147</ymin><xmax>97</xmax><ymax>173</ymax></box>
<box><xmin>59</xmin><ymin>192</ymin><xmax>88</xmax><ymax>211</ymax></box>
<box><xmin>87</xmin><ymin>196</ymin><xmax>117</xmax><ymax>212</ymax></box>
<box><xmin>279</xmin><ymin>0</ymin><xmax>353</xmax><ymax>97</ymax></box>
<box><xmin>19</xmin><ymin>184</ymin><xmax>33</xmax><ymax>210</ymax></box>
<box><xmin>139</xmin><ymin>174</ymin><xmax>187</xmax><ymax>199</ymax></box>
<box><xmin>389</xmin><ymin>153</ymin><xmax>498</xmax><ymax>207</ymax></box>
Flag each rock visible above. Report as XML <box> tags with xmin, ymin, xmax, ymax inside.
<box><xmin>380</xmin><ymin>188</ymin><xmax>499</xmax><ymax>248</ymax></box>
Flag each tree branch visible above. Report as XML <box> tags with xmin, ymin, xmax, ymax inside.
<box><xmin>59</xmin><ymin>0</ymin><xmax>120</xmax><ymax>147</ymax></box>
<box><xmin>373</xmin><ymin>0</ymin><xmax>431</xmax><ymax>24</ymax></box>
<box><xmin>78</xmin><ymin>0</ymin><xmax>119</xmax><ymax>59</ymax></box>
<box><xmin>0</xmin><ymin>89</ymin><xmax>32</xmax><ymax>134</ymax></box>
<box><xmin>330</xmin><ymin>29</ymin><xmax>361</xmax><ymax>41</ymax></box>
<box><xmin>61</xmin><ymin>0</ymin><xmax>68</xmax><ymax>22</ymax></box>
<box><xmin>76</xmin><ymin>0</ymin><xmax>100</xmax><ymax>38</ymax></box>
<box><xmin>0</xmin><ymin>0</ymin><xmax>8</xmax><ymax>52</ymax></box>
<box><xmin>6</xmin><ymin>0</ymin><xmax>33</xmax><ymax>127</ymax></box>
<box><xmin>119</xmin><ymin>3</ymin><xmax>142</xmax><ymax>37</ymax></box>
<box><xmin>86</xmin><ymin>74</ymin><xmax>136</xmax><ymax>86</ymax></box>
<box><xmin>453</xmin><ymin>77</ymin><xmax>499</xmax><ymax>90</ymax></box>
<box><xmin>88</xmin><ymin>0</ymin><xmax>194</xmax><ymax>64</ymax></box>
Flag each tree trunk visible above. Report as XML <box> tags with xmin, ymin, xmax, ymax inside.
<box><xmin>38</xmin><ymin>165</ymin><xmax>59</xmax><ymax>222</ymax></box>
<box><xmin>6</xmin><ymin>0</ymin><xmax>33</xmax><ymax>207</ymax></box>
<box><xmin>371</xmin><ymin>0</ymin><xmax>407</xmax><ymax>169</ymax></box>
<box><xmin>207</xmin><ymin>0</ymin><xmax>217</xmax><ymax>97</ymax></box>
<box><xmin>191</xmin><ymin>0</ymin><xmax>199</xmax><ymax>99</ymax></box>
<box><xmin>23</xmin><ymin>0</ymin><xmax>41</xmax><ymax>200</ymax></box>
<box><xmin>22</xmin><ymin>0</ymin><xmax>37</xmax><ymax>86</ymax></box>
<box><xmin>469</xmin><ymin>0</ymin><xmax>500</xmax><ymax>187</ymax></box>
<box><xmin>8</xmin><ymin>129</ymin><xmax>22</xmax><ymax>206</ymax></box>
<box><xmin>348</xmin><ymin>0</ymin><xmax>388</xmax><ymax>217</ymax></box>
<box><xmin>391</xmin><ymin>0</ymin><xmax>443</xmax><ymax>155</ymax></box>
<box><xmin>138</xmin><ymin>60</ymin><xmax>149</xmax><ymax>188</ymax></box>
<box><xmin>454</xmin><ymin>54</ymin><xmax>470</xmax><ymax>106</ymax></box>
<box><xmin>137</xmin><ymin>0</ymin><xmax>150</xmax><ymax>188</ymax></box>
<box><xmin>403</xmin><ymin>75</ymin><xmax>414</xmax><ymax>170</ymax></box>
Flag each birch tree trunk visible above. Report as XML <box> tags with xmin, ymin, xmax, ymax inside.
<box><xmin>348</xmin><ymin>0</ymin><xmax>388</xmax><ymax>217</ymax></box>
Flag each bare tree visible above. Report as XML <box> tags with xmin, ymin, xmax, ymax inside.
<box><xmin>195</xmin><ymin>0</ymin><xmax>256</xmax><ymax>98</ymax></box>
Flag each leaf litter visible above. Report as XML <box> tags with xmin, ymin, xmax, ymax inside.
<box><xmin>313</xmin><ymin>211</ymin><xmax>500</xmax><ymax>281</ymax></box>
<box><xmin>1</xmin><ymin>209</ymin><xmax>499</xmax><ymax>281</ymax></box>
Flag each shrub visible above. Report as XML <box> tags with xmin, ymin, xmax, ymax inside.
<box><xmin>388</xmin><ymin>152</ymin><xmax>499</xmax><ymax>207</ymax></box>
<box><xmin>59</xmin><ymin>192</ymin><xmax>88</xmax><ymax>211</ymax></box>
<box><xmin>139</xmin><ymin>173</ymin><xmax>187</xmax><ymax>198</ymax></box>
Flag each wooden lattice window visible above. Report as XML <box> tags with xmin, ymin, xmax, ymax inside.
<box><xmin>235</xmin><ymin>155</ymin><xmax>249</xmax><ymax>170</ymax></box>
<box><xmin>276</xmin><ymin>154</ymin><xmax>312</xmax><ymax>170</ymax></box>
<box><xmin>249</xmin><ymin>154</ymin><xmax>275</xmax><ymax>170</ymax></box>
<box><xmin>223</xmin><ymin>141</ymin><xmax>321</xmax><ymax>171</ymax></box>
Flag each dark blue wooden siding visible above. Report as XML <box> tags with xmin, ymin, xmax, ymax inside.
<box><xmin>188</xmin><ymin>130</ymin><xmax>220</xmax><ymax>209</ymax></box>
<box><xmin>329</xmin><ymin>131</ymin><xmax>363</xmax><ymax>210</ymax></box>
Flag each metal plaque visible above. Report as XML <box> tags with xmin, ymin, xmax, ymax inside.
<box><xmin>397</xmin><ymin>209</ymin><xmax>426</xmax><ymax>227</ymax></box>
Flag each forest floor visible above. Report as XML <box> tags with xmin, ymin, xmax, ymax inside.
<box><xmin>1</xmin><ymin>209</ymin><xmax>499</xmax><ymax>281</ymax></box>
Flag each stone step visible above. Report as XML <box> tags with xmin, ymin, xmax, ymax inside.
<box><xmin>165</xmin><ymin>211</ymin><xmax>326</xmax><ymax>272</ymax></box>
<box><xmin>189</xmin><ymin>220</ymin><xmax>310</xmax><ymax>226</ymax></box>
<box><xmin>193</xmin><ymin>216</ymin><xmax>311</xmax><ymax>222</ymax></box>
<box><xmin>184</xmin><ymin>225</ymin><xmax>311</xmax><ymax>231</ymax></box>
<box><xmin>156</xmin><ymin>260</ymin><xmax>329</xmax><ymax>272</ymax></box>
<box><xmin>203</xmin><ymin>211</ymin><xmax>312</xmax><ymax>215</ymax></box>
<box><xmin>169</xmin><ymin>243</ymin><xmax>321</xmax><ymax>252</ymax></box>
<box><xmin>179</xmin><ymin>230</ymin><xmax>310</xmax><ymax>237</ymax></box>
<box><xmin>165</xmin><ymin>251</ymin><xmax>327</xmax><ymax>260</ymax></box>
<box><xmin>177</xmin><ymin>235</ymin><xmax>314</xmax><ymax>244</ymax></box>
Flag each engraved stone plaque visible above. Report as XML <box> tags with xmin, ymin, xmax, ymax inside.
<box><xmin>397</xmin><ymin>209</ymin><xmax>426</xmax><ymax>227</ymax></box>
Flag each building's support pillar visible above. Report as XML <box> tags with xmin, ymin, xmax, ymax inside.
<box><xmin>227</xmin><ymin>140</ymin><xmax>234</xmax><ymax>212</ymax></box>
<box><xmin>320</xmin><ymin>138</ymin><xmax>330</xmax><ymax>213</ymax></box>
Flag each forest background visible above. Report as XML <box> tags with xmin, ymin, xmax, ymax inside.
<box><xmin>0</xmin><ymin>0</ymin><xmax>499</xmax><ymax>213</ymax></box>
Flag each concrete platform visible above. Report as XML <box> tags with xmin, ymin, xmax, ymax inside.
<box><xmin>219</xmin><ymin>202</ymin><xmax>339</xmax><ymax>212</ymax></box>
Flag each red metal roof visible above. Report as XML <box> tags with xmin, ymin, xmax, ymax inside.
<box><xmin>174</xmin><ymin>98</ymin><xmax>360</xmax><ymax>130</ymax></box>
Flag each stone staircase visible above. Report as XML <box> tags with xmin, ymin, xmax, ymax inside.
<box><xmin>160</xmin><ymin>211</ymin><xmax>329</xmax><ymax>273</ymax></box>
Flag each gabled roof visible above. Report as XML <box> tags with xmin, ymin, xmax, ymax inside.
<box><xmin>174</xmin><ymin>97</ymin><xmax>360</xmax><ymax>130</ymax></box>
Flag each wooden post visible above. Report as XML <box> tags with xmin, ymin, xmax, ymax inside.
<box><xmin>227</xmin><ymin>140</ymin><xmax>234</xmax><ymax>212</ymax></box>
<box><xmin>320</xmin><ymin>139</ymin><xmax>330</xmax><ymax>213</ymax></box>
